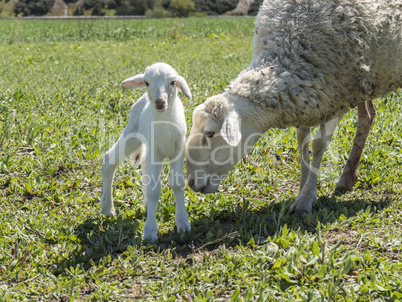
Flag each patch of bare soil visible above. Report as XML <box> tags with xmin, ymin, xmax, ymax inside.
<box><xmin>325</xmin><ymin>229</ymin><xmax>360</xmax><ymax>249</ymax></box>
<box><xmin>324</xmin><ymin>229</ymin><xmax>401</xmax><ymax>261</ymax></box>
<box><xmin>179</xmin><ymin>246</ymin><xmax>240</xmax><ymax>265</ymax></box>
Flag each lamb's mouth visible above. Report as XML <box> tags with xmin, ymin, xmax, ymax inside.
<box><xmin>155</xmin><ymin>106</ymin><xmax>168</xmax><ymax>112</ymax></box>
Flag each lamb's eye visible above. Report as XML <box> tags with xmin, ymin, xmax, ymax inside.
<box><xmin>145</xmin><ymin>82</ymin><xmax>149</xmax><ymax>87</ymax></box>
<box><xmin>204</xmin><ymin>131</ymin><xmax>215</xmax><ymax>138</ymax></box>
<box><xmin>170</xmin><ymin>80</ymin><xmax>176</xmax><ymax>86</ymax></box>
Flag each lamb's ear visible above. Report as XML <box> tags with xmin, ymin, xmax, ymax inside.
<box><xmin>121</xmin><ymin>74</ymin><xmax>146</xmax><ymax>89</ymax></box>
<box><xmin>220</xmin><ymin>110</ymin><xmax>241</xmax><ymax>147</ymax></box>
<box><xmin>176</xmin><ymin>75</ymin><xmax>192</xmax><ymax>99</ymax></box>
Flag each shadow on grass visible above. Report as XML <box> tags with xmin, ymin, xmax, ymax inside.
<box><xmin>53</xmin><ymin>194</ymin><xmax>393</xmax><ymax>273</ymax></box>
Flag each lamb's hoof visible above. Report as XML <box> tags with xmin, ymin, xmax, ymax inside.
<box><xmin>143</xmin><ymin>221</ymin><xmax>158</xmax><ymax>243</ymax></box>
<box><xmin>176</xmin><ymin>209</ymin><xmax>191</xmax><ymax>234</ymax></box>
<box><xmin>102</xmin><ymin>208</ymin><xmax>116</xmax><ymax>217</ymax></box>
<box><xmin>143</xmin><ymin>234</ymin><xmax>158</xmax><ymax>243</ymax></box>
<box><xmin>176</xmin><ymin>219</ymin><xmax>191</xmax><ymax>234</ymax></box>
<box><xmin>100</xmin><ymin>194</ymin><xmax>115</xmax><ymax>217</ymax></box>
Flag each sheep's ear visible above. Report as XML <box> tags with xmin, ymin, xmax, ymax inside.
<box><xmin>121</xmin><ymin>74</ymin><xmax>146</xmax><ymax>89</ymax></box>
<box><xmin>176</xmin><ymin>76</ymin><xmax>192</xmax><ymax>99</ymax></box>
<box><xmin>220</xmin><ymin>110</ymin><xmax>241</xmax><ymax>147</ymax></box>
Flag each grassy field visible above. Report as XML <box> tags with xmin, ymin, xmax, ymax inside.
<box><xmin>0</xmin><ymin>17</ymin><xmax>401</xmax><ymax>301</ymax></box>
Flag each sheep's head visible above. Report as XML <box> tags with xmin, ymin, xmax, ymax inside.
<box><xmin>121</xmin><ymin>62</ymin><xmax>191</xmax><ymax>112</ymax></box>
<box><xmin>186</xmin><ymin>93</ymin><xmax>258</xmax><ymax>193</ymax></box>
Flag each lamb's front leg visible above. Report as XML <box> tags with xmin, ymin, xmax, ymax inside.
<box><xmin>290</xmin><ymin>118</ymin><xmax>341</xmax><ymax>214</ymax></box>
<box><xmin>170</xmin><ymin>154</ymin><xmax>191</xmax><ymax>234</ymax></box>
<box><xmin>142</xmin><ymin>159</ymin><xmax>163</xmax><ymax>242</ymax></box>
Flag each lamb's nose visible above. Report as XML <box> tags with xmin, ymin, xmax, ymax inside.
<box><xmin>155</xmin><ymin>98</ymin><xmax>166</xmax><ymax>109</ymax></box>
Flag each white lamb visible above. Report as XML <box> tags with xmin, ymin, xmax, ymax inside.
<box><xmin>100</xmin><ymin>62</ymin><xmax>192</xmax><ymax>242</ymax></box>
<box><xmin>186</xmin><ymin>0</ymin><xmax>402</xmax><ymax>214</ymax></box>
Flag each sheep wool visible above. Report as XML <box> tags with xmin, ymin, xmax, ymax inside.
<box><xmin>227</xmin><ymin>0</ymin><xmax>402</xmax><ymax>128</ymax></box>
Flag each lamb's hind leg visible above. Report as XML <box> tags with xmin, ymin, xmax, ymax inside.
<box><xmin>335</xmin><ymin>100</ymin><xmax>376</xmax><ymax>193</ymax></box>
<box><xmin>101</xmin><ymin>130</ymin><xmax>143</xmax><ymax>217</ymax></box>
<box><xmin>142</xmin><ymin>156</ymin><xmax>163</xmax><ymax>242</ymax></box>
<box><xmin>289</xmin><ymin>117</ymin><xmax>341</xmax><ymax>214</ymax></box>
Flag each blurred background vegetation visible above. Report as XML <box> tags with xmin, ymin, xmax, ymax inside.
<box><xmin>0</xmin><ymin>0</ymin><xmax>264</xmax><ymax>17</ymax></box>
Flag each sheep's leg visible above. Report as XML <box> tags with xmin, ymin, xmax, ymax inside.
<box><xmin>297</xmin><ymin>127</ymin><xmax>311</xmax><ymax>190</ymax></box>
<box><xmin>289</xmin><ymin>117</ymin><xmax>341</xmax><ymax>214</ymax></box>
<box><xmin>142</xmin><ymin>156</ymin><xmax>163</xmax><ymax>242</ymax></box>
<box><xmin>100</xmin><ymin>130</ymin><xmax>143</xmax><ymax>217</ymax></box>
<box><xmin>169</xmin><ymin>154</ymin><xmax>191</xmax><ymax>234</ymax></box>
<box><xmin>335</xmin><ymin>100</ymin><xmax>376</xmax><ymax>193</ymax></box>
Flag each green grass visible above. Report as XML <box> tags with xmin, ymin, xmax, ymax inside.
<box><xmin>0</xmin><ymin>17</ymin><xmax>401</xmax><ymax>301</ymax></box>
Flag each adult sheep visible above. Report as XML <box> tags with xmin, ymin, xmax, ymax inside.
<box><xmin>186</xmin><ymin>0</ymin><xmax>402</xmax><ymax>214</ymax></box>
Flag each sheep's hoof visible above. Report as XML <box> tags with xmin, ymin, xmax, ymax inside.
<box><xmin>334</xmin><ymin>186</ymin><xmax>349</xmax><ymax>196</ymax></box>
<box><xmin>288</xmin><ymin>203</ymin><xmax>311</xmax><ymax>215</ymax></box>
<box><xmin>288</xmin><ymin>195</ymin><xmax>314</xmax><ymax>215</ymax></box>
<box><xmin>334</xmin><ymin>177</ymin><xmax>354</xmax><ymax>195</ymax></box>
